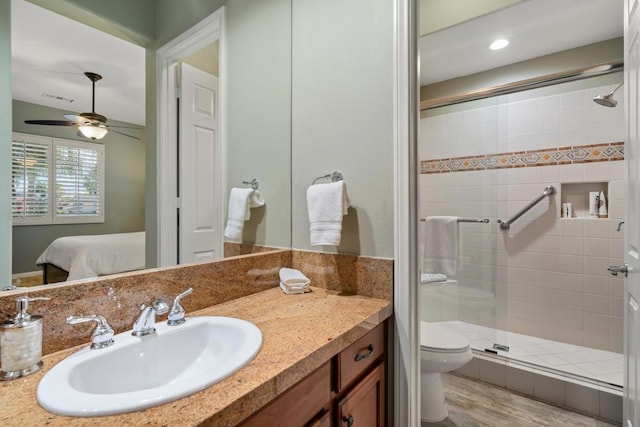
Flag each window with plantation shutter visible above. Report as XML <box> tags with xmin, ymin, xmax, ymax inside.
<box><xmin>55</xmin><ymin>142</ymin><xmax>103</xmax><ymax>220</ymax></box>
<box><xmin>11</xmin><ymin>133</ymin><xmax>104</xmax><ymax>225</ymax></box>
<box><xmin>11</xmin><ymin>135</ymin><xmax>50</xmax><ymax>224</ymax></box>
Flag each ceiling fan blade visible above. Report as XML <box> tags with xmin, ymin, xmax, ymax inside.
<box><xmin>109</xmin><ymin>128</ymin><xmax>140</xmax><ymax>140</ymax></box>
<box><xmin>64</xmin><ymin>114</ymin><xmax>89</xmax><ymax>123</ymax></box>
<box><xmin>106</xmin><ymin>124</ymin><xmax>143</xmax><ymax>130</ymax></box>
<box><xmin>25</xmin><ymin>119</ymin><xmax>77</xmax><ymax>126</ymax></box>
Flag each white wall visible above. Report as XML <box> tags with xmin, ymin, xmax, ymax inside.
<box><xmin>419</xmin><ymin>75</ymin><xmax>625</xmax><ymax>353</ymax></box>
<box><xmin>291</xmin><ymin>0</ymin><xmax>394</xmax><ymax>257</ymax></box>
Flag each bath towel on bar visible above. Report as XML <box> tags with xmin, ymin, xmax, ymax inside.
<box><xmin>306</xmin><ymin>181</ymin><xmax>350</xmax><ymax>246</ymax></box>
<box><xmin>423</xmin><ymin>216</ymin><xmax>459</xmax><ymax>276</ymax></box>
<box><xmin>224</xmin><ymin>188</ymin><xmax>265</xmax><ymax>241</ymax></box>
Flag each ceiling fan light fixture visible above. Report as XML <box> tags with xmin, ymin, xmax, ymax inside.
<box><xmin>79</xmin><ymin>124</ymin><xmax>108</xmax><ymax>140</ymax></box>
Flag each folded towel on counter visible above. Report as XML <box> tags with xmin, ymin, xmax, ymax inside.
<box><xmin>224</xmin><ymin>188</ymin><xmax>265</xmax><ymax>241</ymax></box>
<box><xmin>306</xmin><ymin>181</ymin><xmax>350</xmax><ymax>246</ymax></box>
<box><xmin>279</xmin><ymin>267</ymin><xmax>311</xmax><ymax>287</ymax></box>
<box><xmin>280</xmin><ymin>282</ymin><xmax>311</xmax><ymax>295</ymax></box>
<box><xmin>279</xmin><ymin>268</ymin><xmax>311</xmax><ymax>294</ymax></box>
<box><xmin>421</xmin><ymin>273</ymin><xmax>448</xmax><ymax>284</ymax></box>
<box><xmin>423</xmin><ymin>216</ymin><xmax>459</xmax><ymax>276</ymax></box>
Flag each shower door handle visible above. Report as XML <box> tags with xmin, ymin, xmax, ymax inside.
<box><xmin>608</xmin><ymin>264</ymin><xmax>629</xmax><ymax>277</ymax></box>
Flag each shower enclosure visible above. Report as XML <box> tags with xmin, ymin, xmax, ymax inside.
<box><xmin>419</xmin><ymin>71</ymin><xmax>625</xmax><ymax>390</ymax></box>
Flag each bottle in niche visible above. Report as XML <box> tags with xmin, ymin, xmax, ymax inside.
<box><xmin>588</xmin><ymin>192</ymin><xmax>600</xmax><ymax>217</ymax></box>
<box><xmin>598</xmin><ymin>191</ymin><xmax>608</xmax><ymax>218</ymax></box>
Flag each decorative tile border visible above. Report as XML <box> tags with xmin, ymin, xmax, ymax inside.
<box><xmin>421</xmin><ymin>142</ymin><xmax>624</xmax><ymax>174</ymax></box>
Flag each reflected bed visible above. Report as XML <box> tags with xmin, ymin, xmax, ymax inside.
<box><xmin>36</xmin><ymin>232</ymin><xmax>145</xmax><ymax>283</ymax></box>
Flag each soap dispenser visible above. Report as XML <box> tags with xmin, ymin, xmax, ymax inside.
<box><xmin>0</xmin><ymin>296</ymin><xmax>50</xmax><ymax>380</ymax></box>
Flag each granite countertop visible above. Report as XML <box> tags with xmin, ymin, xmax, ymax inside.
<box><xmin>0</xmin><ymin>287</ymin><xmax>392</xmax><ymax>426</ymax></box>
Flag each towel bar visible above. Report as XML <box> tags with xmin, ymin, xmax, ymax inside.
<box><xmin>242</xmin><ymin>178</ymin><xmax>259</xmax><ymax>190</ymax></box>
<box><xmin>312</xmin><ymin>171</ymin><xmax>343</xmax><ymax>185</ymax></box>
<box><xmin>419</xmin><ymin>218</ymin><xmax>489</xmax><ymax>223</ymax></box>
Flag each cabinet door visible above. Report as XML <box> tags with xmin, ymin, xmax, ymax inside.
<box><xmin>336</xmin><ymin>362</ymin><xmax>385</xmax><ymax>427</ymax></box>
<box><xmin>241</xmin><ymin>362</ymin><xmax>331</xmax><ymax>427</ymax></box>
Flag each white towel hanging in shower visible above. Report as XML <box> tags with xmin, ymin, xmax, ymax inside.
<box><xmin>423</xmin><ymin>216</ymin><xmax>459</xmax><ymax>276</ymax></box>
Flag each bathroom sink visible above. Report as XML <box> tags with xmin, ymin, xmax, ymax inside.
<box><xmin>37</xmin><ymin>316</ymin><xmax>262</xmax><ymax>417</ymax></box>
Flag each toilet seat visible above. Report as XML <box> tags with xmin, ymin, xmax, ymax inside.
<box><xmin>420</xmin><ymin>322</ymin><xmax>470</xmax><ymax>353</ymax></box>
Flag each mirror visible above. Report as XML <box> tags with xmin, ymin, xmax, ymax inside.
<box><xmin>6</xmin><ymin>0</ymin><xmax>292</xmax><ymax>287</ymax></box>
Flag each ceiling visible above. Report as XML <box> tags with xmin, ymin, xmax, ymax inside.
<box><xmin>420</xmin><ymin>0</ymin><xmax>624</xmax><ymax>86</ymax></box>
<box><xmin>10</xmin><ymin>0</ymin><xmax>624</xmax><ymax>117</ymax></box>
<box><xmin>11</xmin><ymin>0</ymin><xmax>145</xmax><ymax>126</ymax></box>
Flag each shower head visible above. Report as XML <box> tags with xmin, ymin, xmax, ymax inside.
<box><xmin>593</xmin><ymin>83</ymin><xmax>623</xmax><ymax>108</ymax></box>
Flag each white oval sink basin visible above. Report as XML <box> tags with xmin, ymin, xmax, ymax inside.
<box><xmin>37</xmin><ymin>316</ymin><xmax>262</xmax><ymax>417</ymax></box>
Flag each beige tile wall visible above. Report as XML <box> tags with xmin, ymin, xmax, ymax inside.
<box><xmin>419</xmin><ymin>81</ymin><xmax>625</xmax><ymax>353</ymax></box>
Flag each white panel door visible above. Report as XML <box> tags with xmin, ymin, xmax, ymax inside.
<box><xmin>626</xmin><ymin>0</ymin><xmax>640</xmax><ymax>424</ymax></box>
<box><xmin>179</xmin><ymin>62</ymin><xmax>221</xmax><ymax>263</ymax></box>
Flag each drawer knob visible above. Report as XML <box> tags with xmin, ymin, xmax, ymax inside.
<box><xmin>342</xmin><ymin>415</ymin><xmax>354</xmax><ymax>426</ymax></box>
<box><xmin>354</xmin><ymin>344</ymin><xmax>375</xmax><ymax>362</ymax></box>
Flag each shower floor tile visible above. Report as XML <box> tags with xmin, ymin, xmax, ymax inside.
<box><xmin>437</xmin><ymin>320</ymin><xmax>623</xmax><ymax>387</ymax></box>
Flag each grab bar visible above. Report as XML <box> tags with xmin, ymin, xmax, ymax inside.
<box><xmin>420</xmin><ymin>218</ymin><xmax>489</xmax><ymax>223</ymax></box>
<box><xmin>497</xmin><ymin>185</ymin><xmax>555</xmax><ymax>230</ymax></box>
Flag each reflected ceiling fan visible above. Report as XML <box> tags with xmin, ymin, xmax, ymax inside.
<box><xmin>24</xmin><ymin>72</ymin><xmax>140</xmax><ymax>141</ymax></box>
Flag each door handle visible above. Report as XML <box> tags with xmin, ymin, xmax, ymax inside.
<box><xmin>608</xmin><ymin>264</ymin><xmax>629</xmax><ymax>277</ymax></box>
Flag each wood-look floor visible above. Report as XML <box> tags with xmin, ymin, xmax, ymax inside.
<box><xmin>422</xmin><ymin>374</ymin><xmax>617</xmax><ymax>427</ymax></box>
<box><xmin>11</xmin><ymin>273</ymin><xmax>43</xmax><ymax>287</ymax></box>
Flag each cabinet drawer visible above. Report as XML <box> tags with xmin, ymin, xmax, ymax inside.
<box><xmin>241</xmin><ymin>362</ymin><xmax>331</xmax><ymax>427</ymax></box>
<box><xmin>337</xmin><ymin>322</ymin><xmax>385</xmax><ymax>392</ymax></box>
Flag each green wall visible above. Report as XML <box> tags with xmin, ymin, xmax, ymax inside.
<box><xmin>291</xmin><ymin>0</ymin><xmax>395</xmax><ymax>257</ymax></box>
<box><xmin>11</xmin><ymin>101</ymin><xmax>146</xmax><ymax>274</ymax></box>
<box><xmin>0</xmin><ymin>1</ymin><xmax>12</xmax><ymax>285</ymax></box>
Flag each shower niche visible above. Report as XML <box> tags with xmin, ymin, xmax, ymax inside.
<box><xmin>559</xmin><ymin>182</ymin><xmax>608</xmax><ymax>219</ymax></box>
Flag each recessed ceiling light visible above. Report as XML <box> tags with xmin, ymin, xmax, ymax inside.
<box><xmin>489</xmin><ymin>39</ymin><xmax>510</xmax><ymax>50</ymax></box>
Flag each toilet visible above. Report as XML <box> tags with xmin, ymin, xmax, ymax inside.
<box><xmin>420</xmin><ymin>321</ymin><xmax>473</xmax><ymax>422</ymax></box>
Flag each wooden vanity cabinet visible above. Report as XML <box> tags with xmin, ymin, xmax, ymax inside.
<box><xmin>334</xmin><ymin>323</ymin><xmax>386</xmax><ymax>427</ymax></box>
<box><xmin>239</xmin><ymin>321</ymin><xmax>386</xmax><ymax>427</ymax></box>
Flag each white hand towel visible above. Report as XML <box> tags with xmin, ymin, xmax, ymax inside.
<box><xmin>280</xmin><ymin>282</ymin><xmax>311</xmax><ymax>294</ymax></box>
<box><xmin>423</xmin><ymin>216</ymin><xmax>458</xmax><ymax>276</ymax></box>
<box><xmin>224</xmin><ymin>188</ymin><xmax>255</xmax><ymax>241</ymax></box>
<box><xmin>306</xmin><ymin>181</ymin><xmax>350</xmax><ymax>246</ymax></box>
<box><xmin>249</xmin><ymin>190</ymin><xmax>265</xmax><ymax>209</ymax></box>
<box><xmin>279</xmin><ymin>268</ymin><xmax>311</xmax><ymax>288</ymax></box>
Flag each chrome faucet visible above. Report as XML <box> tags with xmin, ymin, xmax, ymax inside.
<box><xmin>67</xmin><ymin>314</ymin><xmax>115</xmax><ymax>349</ymax></box>
<box><xmin>132</xmin><ymin>299</ymin><xmax>169</xmax><ymax>337</ymax></box>
<box><xmin>168</xmin><ymin>288</ymin><xmax>193</xmax><ymax>326</ymax></box>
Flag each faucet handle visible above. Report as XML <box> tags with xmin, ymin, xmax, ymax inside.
<box><xmin>67</xmin><ymin>314</ymin><xmax>115</xmax><ymax>349</ymax></box>
<box><xmin>168</xmin><ymin>288</ymin><xmax>193</xmax><ymax>326</ymax></box>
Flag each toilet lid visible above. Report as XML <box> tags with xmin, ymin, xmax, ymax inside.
<box><xmin>420</xmin><ymin>322</ymin><xmax>470</xmax><ymax>352</ymax></box>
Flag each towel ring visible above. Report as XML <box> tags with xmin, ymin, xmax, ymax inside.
<box><xmin>312</xmin><ymin>171</ymin><xmax>343</xmax><ymax>185</ymax></box>
<box><xmin>242</xmin><ymin>178</ymin><xmax>259</xmax><ymax>190</ymax></box>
